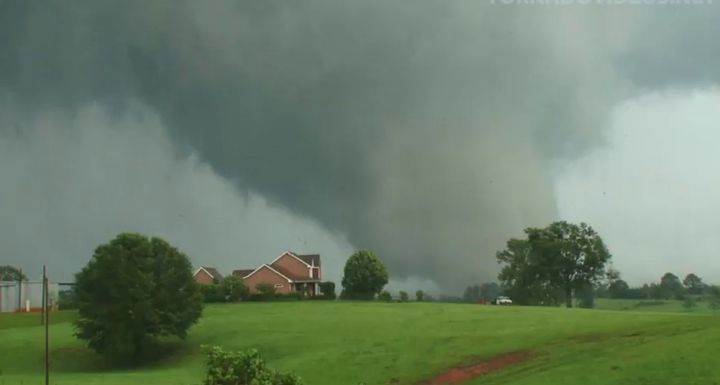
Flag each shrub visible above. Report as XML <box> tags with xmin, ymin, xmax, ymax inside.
<box><xmin>202</xmin><ymin>346</ymin><xmax>303</xmax><ymax>385</ymax></box>
<box><xmin>378</xmin><ymin>291</ymin><xmax>392</xmax><ymax>302</ymax></box>
<box><xmin>399</xmin><ymin>291</ymin><xmax>409</xmax><ymax>302</ymax></box>
<box><xmin>256</xmin><ymin>283</ymin><xmax>277</xmax><ymax>300</ymax></box>
<box><xmin>286</xmin><ymin>292</ymin><xmax>304</xmax><ymax>301</ymax></box>
<box><xmin>683</xmin><ymin>296</ymin><xmax>697</xmax><ymax>309</ymax></box>
<box><xmin>245</xmin><ymin>291</ymin><xmax>304</xmax><ymax>302</ymax></box>
<box><xmin>246</xmin><ymin>294</ymin><xmax>267</xmax><ymax>302</ymax></box>
<box><xmin>319</xmin><ymin>281</ymin><xmax>336</xmax><ymax>299</ymax></box>
<box><xmin>221</xmin><ymin>276</ymin><xmax>249</xmax><ymax>302</ymax></box>
<box><xmin>415</xmin><ymin>290</ymin><xmax>424</xmax><ymax>302</ymax></box>
<box><xmin>201</xmin><ymin>284</ymin><xmax>227</xmax><ymax>303</ymax></box>
<box><xmin>74</xmin><ymin>233</ymin><xmax>202</xmax><ymax>361</ymax></box>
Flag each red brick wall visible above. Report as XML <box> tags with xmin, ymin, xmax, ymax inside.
<box><xmin>244</xmin><ymin>266</ymin><xmax>291</xmax><ymax>294</ymax></box>
<box><xmin>272</xmin><ymin>253</ymin><xmax>310</xmax><ymax>279</ymax></box>
<box><xmin>194</xmin><ymin>269</ymin><xmax>214</xmax><ymax>284</ymax></box>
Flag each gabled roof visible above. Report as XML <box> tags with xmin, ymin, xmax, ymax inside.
<box><xmin>297</xmin><ymin>254</ymin><xmax>321</xmax><ymax>267</ymax></box>
<box><xmin>194</xmin><ymin>266</ymin><xmax>223</xmax><ymax>280</ymax></box>
<box><xmin>269</xmin><ymin>264</ymin><xmax>319</xmax><ymax>282</ymax></box>
<box><xmin>232</xmin><ymin>269</ymin><xmax>254</xmax><ymax>278</ymax></box>
<box><xmin>204</xmin><ymin>267</ymin><xmax>223</xmax><ymax>279</ymax></box>
<box><xmin>244</xmin><ymin>264</ymin><xmax>293</xmax><ymax>282</ymax></box>
<box><xmin>270</xmin><ymin>251</ymin><xmax>312</xmax><ymax>267</ymax></box>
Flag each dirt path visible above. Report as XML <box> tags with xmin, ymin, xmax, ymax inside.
<box><xmin>416</xmin><ymin>350</ymin><xmax>532</xmax><ymax>385</ymax></box>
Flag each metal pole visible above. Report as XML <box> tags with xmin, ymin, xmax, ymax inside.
<box><xmin>44</xmin><ymin>265</ymin><xmax>49</xmax><ymax>385</ymax></box>
<box><xmin>41</xmin><ymin>266</ymin><xmax>46</xmax><ymax>325</ymax></box>
<box><xmin>17</xmin><ymin>269</ymin><xmax>22</xmax><ymax>312</ymax></box>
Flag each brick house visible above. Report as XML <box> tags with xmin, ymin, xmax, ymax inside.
<box><xmin>235</xmin><ymin>251</ymin><xmax>321</xmax><ymax>296</ymax></box>
<box><xmin>193</xmin><ymin>266</ymin><xmax>223</xmax><ymax>284</ymax></box>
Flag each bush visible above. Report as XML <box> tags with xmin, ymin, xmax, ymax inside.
<box><xmin>246</xmin><ymin>292</ymin><xmax>303</xmax><ymax>302</ymax></box>
<box><xmin>319</xmin><ymin>281</ymin><xmax>336</xmax><ymax>299</ymax></box>
<box><xmin>378</xmin><ymin>291</ymin><xmax>392</xmax><ymax>302</ymax></box>
<box><xmin>74</xmin><ymin>233</ymin><xmax>202</xmax><ymax>361</ymax></box>
<box><xmin>415</xmin><ymin>290</ymin><xmax>424</xmax><ymax>302</ymax></box>
<box><xmin>286</xmin><ymin>292</ymin><xmax>304</xmax><ymax>301</ymax></box>
<box><xmin>202</xmin><ymin>346</ymin><xmax>303</xmax><ymax>385</ymax></box>
<box><xmin>399</xmin><ymin>291</ymin><xmax>409</xmax><ymax>302</ymax></box>
<box><xmin>683</xmin><ymin>296</ymin><xmax>697</xmax><ymax>309</ymax></box>
<box><xmin>221</xmin><ymin>276</ymin><xmax>249</xmax><ymax>302</ymax></box>
<box><xmin>256</xmin><ymin>283</ymin><xmax>277</xmax><ymax>300</ymax></box>
<box><xmin>201</xmin><ymin>284</ymin><xmax>227</xmax><ymax>303</ymax></box>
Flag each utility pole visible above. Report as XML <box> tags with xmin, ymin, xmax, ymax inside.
<box><xmin>41</xmin><ymin>266</ymin><xmax>45</xmax><ymax>325</ymax></box>
<box><xmin>17</xmin><ymin>268</ymin><xmax>22</xmax><ymax>313</ymax></box>
<box><xmin>43</xmin><ymin>265</ymin><xmax>49</xmax><ymax>385</ymax></box>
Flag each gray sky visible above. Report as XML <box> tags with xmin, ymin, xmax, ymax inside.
<box><xmin>556</xmin><ymin>87</ymin><xmax>720</xmax><ymax>286</ymax></box>
<box><xmin>1</xmin><ymin>2</ymin><xmax>719</xmax><ymax>293</ymax></box>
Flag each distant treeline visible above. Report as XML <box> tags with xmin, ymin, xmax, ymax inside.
<box><xmin>598</xmin><ymin>272</ymin><xmax>718</xmax><ymax>301</ymax></box>
<box><xmin>461</xmin><ymin>272</ymin><xmax>720</xmax><ymax>309</ymax></box>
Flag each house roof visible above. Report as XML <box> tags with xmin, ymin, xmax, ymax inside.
<box><xmin>195</xmin><ymin>266</ymin><xmax>223</xmax><ymax>280</ymax></box>
<box><xmin>269</xmin><ymin>264</ymin><xmax>320</xmax><ymax>282</ymax></box>
<box><xmin>244</xmin><ymin>264</ymin><xmax>293</xmax><ymax>282</ymax></box>
<box><xmin>232</xmin><ymin>269</ymin><xmax>254</xmax><ymax>278</ymax></box>
<box><xmin>296</xmin><ymin>254</ymin><xmax>321</xmax><ymax>267</ymax></box>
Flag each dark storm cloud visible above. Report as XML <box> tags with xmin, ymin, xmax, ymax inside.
<box><xmin>1</xmin><ymin>1</ymin><xmax>719</xmax><ymax>289</ymax></box>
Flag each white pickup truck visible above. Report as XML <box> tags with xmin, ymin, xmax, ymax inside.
<box><xmin>492</xmin><ymin>296</ymin><xmax>513</xmax><ymax>305</ymax></box>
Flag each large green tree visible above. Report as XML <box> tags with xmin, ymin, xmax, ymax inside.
<box><xmin>683</xmin><ymin>273</ymin><xmax>705</xmax><ymax>295</ymax></box>
<box><xmin>74</xmin><ymin>233</ymin><xmax>202</xmax><ymax>360</ymax></box>
<box><xmin>341</xmin><ymin>250</ymin><xmax>388</xmax><ymax>300</ymax></box>
<box><xmin>0</xmin><ymin>265</ymin><xmax>27</xmax><ymax>281</ymax></box>
<box><xmin>498</xmin><ymin>221</ymin><xmax>611</xmax><ymax>308</ymax></box>
<box><xmin>497</xmin><ymin>238</ymin><xmax>561</xmax><ymax>305</ymax></box>
<box><xmin>608</xmin><ymin>279</ymin><xmax>630</xmax><ymax>299</ymax></box>
<box><xmin>660</xmin><ymin>272</ymin><xmax>684</xmax><ymax>299</ymax></box>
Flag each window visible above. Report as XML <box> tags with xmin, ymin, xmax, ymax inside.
<box><xmin>274</xmin><ymin>283</ymin><xmax>283</xmax><ymax>289</ymax></box>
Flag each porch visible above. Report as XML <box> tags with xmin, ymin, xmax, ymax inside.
<box><xmin>291</xmin><ymin>281</ymin><xmax>321</xmax><ymax>297</ymax></box>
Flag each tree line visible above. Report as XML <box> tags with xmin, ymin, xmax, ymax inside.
<box><xmin>601</xmin><ymin>271</ymin><xmax>720</xmax><ymax>304</ymax></box>
<box><xmin>461</xmin><ymin>220</ymin><xmax>720</xmax><ymax>309</ymax></box>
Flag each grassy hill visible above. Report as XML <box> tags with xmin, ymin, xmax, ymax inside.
<box><xmin>1</xmin><ymin>302</ymin><xmax>719</xmax><ymax>385</ymax></box>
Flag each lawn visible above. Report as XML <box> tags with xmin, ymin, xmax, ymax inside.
<box><xmin>594</xmin><ymin>297</ymin><xmax>715</xmax><ymax>313</ymax></box>
<box><xmin>0</xmin><ymin>302</ymin><xmax>718</xmax><ymax>385</ymax></box>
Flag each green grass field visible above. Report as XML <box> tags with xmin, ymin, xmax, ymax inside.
<box><xmin>1</xmin><ymin>302</ymin><xmax>719</xmax><ymax>385</ymax></box>
<box><xmin>594</xmin><ymin>297</ymin><xmax>716</xmax><ymax>313</ymax></box>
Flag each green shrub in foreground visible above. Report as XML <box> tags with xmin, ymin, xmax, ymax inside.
<box><xmin>202</xmin><ymin>346</ymin><xmax>303</xmax><ymax>385</ymax></box>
